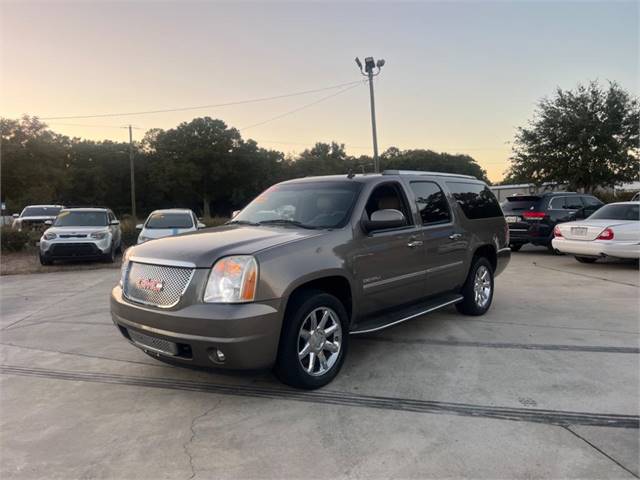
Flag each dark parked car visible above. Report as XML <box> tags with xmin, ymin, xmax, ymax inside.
<box><xmin>112</xmin><ymin>171</ymin><xmax>510</xmax><ymax>389</ymax></box>
<box><xmin>502</xmin><ymin>192</ymin><xmax>603</xmax><ymax>252</ymax></box>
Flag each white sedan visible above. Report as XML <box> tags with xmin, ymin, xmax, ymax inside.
<box><xmin>552</xmin><ymin>202</ymin><xmax>639</xmax><ymax>263</ymax></box>
<box><xmin>136</xmin><ymin>209</ymin><xmax>205</xmax><ymax>244</ymax></box>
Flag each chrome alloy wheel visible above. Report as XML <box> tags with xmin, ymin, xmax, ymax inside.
<box><xmin>473</xmin><ymin>265</ymin><xmax>492</xmax><ymax>308</ymax></box>
<box><xmin>297</xmin><ymin>307</ymin><xmax>342</xmax><ymax>377</ymax></box>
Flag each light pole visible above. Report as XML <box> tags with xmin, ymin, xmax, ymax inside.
<box><xmin>355</xmin><ymin>56</ymin><xmax>385</xmax><ymax>173</ymax></box>
<box><xmin>128</xmin><ymin>125</ymin><xmax>136</xmax><ymax>220</ymax></box>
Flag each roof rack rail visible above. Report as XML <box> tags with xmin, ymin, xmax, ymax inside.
<box><xmin>381</xmin><ymin>169</ymin><xmax>477</xmax><ymax>180</ymax></box>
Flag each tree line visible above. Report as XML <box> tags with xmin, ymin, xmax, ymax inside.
<box><xmin>0</xmin><ymin>116</ymin><xmax>488</xmax><ymax>217</ymax></box>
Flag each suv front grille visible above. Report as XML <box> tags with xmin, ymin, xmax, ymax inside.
<box><xmin>123</xmin><ymin>262</ymin><xmax>194</xmax><ymax>308</ymax></box>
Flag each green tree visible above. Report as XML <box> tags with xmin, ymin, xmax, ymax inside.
<box><xmin>380</xmin><ymin>148</ymin><xmax>489</xmax><ymax>182</ymax></box>
<box><xmin>507</xmin><ymin>81</ymin><xmax>639</xmax><ymax>192</ymax></box>
<box><xmin>1</xmin><ymin>116</ymin><xmax>69</xmax><ymax>211</ymax></box>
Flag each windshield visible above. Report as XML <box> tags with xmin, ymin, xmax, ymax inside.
<box><xmin>233</xmin><ymin>181</ymin><xmax>362</xmax><ymax>229</ymax></box>
<box><xmin>588</xmin><ymin>204</ymin><xmax>639</xmax><ymax>221</ymax></box>
<box><xmin>54</xmin><ymin>211</ymin><xmax>108</xmax><ymax>227</ymax></box>
<box><xmin>22</xmin><ymin>206</ymin><xmax>62</xmax><ymax>217</ymax></box>
<box><xmin>146</xmin><ymin>212</ymin><xmax>194</xmax><ymax>229</ymax></box>
<box><xmin>501</xmin><ymin>196</ymin><xmax>540</xmax><ymax>213</ymax></box>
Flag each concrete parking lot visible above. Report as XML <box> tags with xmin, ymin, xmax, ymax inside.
<box><xmin>1</xmin><ymin>247</ymin><xmax>638</xmax><ymax>479</ymax></box>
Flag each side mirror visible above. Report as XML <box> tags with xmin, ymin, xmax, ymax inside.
<box><xmin>12</xmin><ymin>213</ymin><xmax>19</xmax><ymax>218</ymax></box>
<box><xmin>197</xmin><ymin>222</ymin><xmax>206</xmax><ymax>229</ymax></box>
<box><xmin>44</xmin><ymin>220</ymin><xmax>53</xmax><ymax>226</ymax></box>
<box><xmin>231</xmin><ymin>210</ymin><xmax>241</xmax><ymax>218</ymax></box>
<box><xmin>362</xmin><ymin>209</ymin><xmax>407</xmax><ymax>233</ymax></box>
<box><xmin>135</xmin><ymin>223</ymin><xmax>144</xmax><ymax>230</ymax></box>
<box><xmin>110</xmin><ymin>220</ymin><xmax>120</xmax><ymax>226</ymax></box>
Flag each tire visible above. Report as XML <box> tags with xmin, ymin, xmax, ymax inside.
<box><xmin>575</xmin><ymin>256</ymin><xmax>597</xmax><ymax>264</ymax></box>
<box><xmin>456</xmin><ymin>257</ymin><xmax>494</xmax><ymax>316</ymax></box>
<box><xmin>39</xmin><ymin>253</ymin><xmax>53</xmax><ymax>266</ymax></box>
<box><xmin>546</xmin><ymin>244</ymin><xmax>563</xmax><ymax>255</ymax></box>
<box><xmin>274</xmin><ymin>290</ymin><xmax>349</xmax><ymax>389</ymax></box>
<box><xmin>509</xmin><ymin>243</ymin><xmax>523</xmax><ymax>252</ymax></box>
<box><xmin>103</xmin><ymin>244</ymin><xmax>116</xmax><ymax>263</ymax></box>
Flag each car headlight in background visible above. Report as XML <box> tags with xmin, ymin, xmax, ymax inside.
<box><xmin>43</xmin><ymin>232</ymin><xmax>57</xmax><ymax>240</ymax></box>
<box><xmin>119</xmin><ymin>248</ymin><xmax>133</xmax><ymax>287</ymax></box>
<box><xmin>90</xmin><ymin>231</ymin><xmax>109</xmax><ymax>240</ymax></box>
<box><xmin>204</xmin><ymin>255</ymin><xmax>258</xmax><ymax>303</ymax></box>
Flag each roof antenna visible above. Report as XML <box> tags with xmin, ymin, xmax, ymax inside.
<box><xmin>347</xmin><ymin>169</ymin><xmax>355</xmax><ymax>179</ymax></box>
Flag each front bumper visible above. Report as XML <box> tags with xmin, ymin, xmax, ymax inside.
<box><xmin>40</xmin><ymin>237</ymin><xmax>111</xmax><ymax>259</ymax></box>
<box><xmin>551</xmin><ymin>238</ymin><xmax>640</xmax><ymax>259</ymax></box>
<box><xmin>111</xmin><ymin>286</ymin><xmax>284</xmax><ymax>370</ymax></box>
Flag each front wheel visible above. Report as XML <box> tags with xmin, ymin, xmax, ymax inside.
<box><xmin>456</xmin><ymin>257</ymin><xmax>494</xmax><ymax>316</ymax></box>
<box><xmin>274</xmin><ymin>290</ymin><xmax>348</xmax><ymax>389</ymax></box>
<box><xmin>39</xmin><ymin>253</ymin><xmax>53</xmax><ymax>266</ymax></box>
<box><xmin>575</xmin><ymin>256</ymin><xmax>597</xmax><ymax>264</ymax></box>
<box><xmin>103</xmin><ymin>244</ymin><xmax>116</xmax><ymax>263</ymax></box>
<box><xmin>509</xmin><ymin>243</ymin><xmax>523</xmax><ymax>252</ymax></box>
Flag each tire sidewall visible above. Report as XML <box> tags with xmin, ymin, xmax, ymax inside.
<box><xmin>276</xmin><ymin>291</ymin><xmax>349</xmax><ymax>389</ymax></box>
<box><xmin>460</xmin><ymin>257</ymin><xmax>494</xmax><ymax>315</ymax></box>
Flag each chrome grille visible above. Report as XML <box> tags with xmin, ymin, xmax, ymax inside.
<box><xmin>123</xmin><ymin>262</ymin><xmax>194</xmax><ymax>308</ymax></box>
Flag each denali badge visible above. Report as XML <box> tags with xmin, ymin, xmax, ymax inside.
<box><xmin>137</xmin><ymin>278</ymin><xmax>164</xmax><ymax>292</ymax></box>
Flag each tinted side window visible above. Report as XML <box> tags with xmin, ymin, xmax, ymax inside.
<box><xmin>365</xmin><ymin>182</ymin><xmax>413</xmax><ymax>225</ymax></box>
<box><xmin>410</xmin><ymin>181</ymin><xmax>451</xmax><ymax>225</ymax></box>
<box><xmin>447</xmin><ymin>182</ymin><xmax>503</xmax><ymax>219</ymax></box>
<box><xmin>582</xmin><ymin>196</ymin><xmax>602</xmax><ymax>207</ymax></box>
<box><xmin>564</xmin><ymin>196</ymin><xmax>584</xmax><ymax>210</ymax></box>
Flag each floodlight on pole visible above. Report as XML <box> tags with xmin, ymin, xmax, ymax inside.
<box><xmin>355</xmin><ymin>56</ymin><xmax>385</xmax><ymax>173</ymax></box>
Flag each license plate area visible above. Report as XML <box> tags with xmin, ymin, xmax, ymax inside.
<box><xmin>505</xmin><ymin>216</ymin><xmax>520</xmax><ymax>223</ymax></box>
<box><xmin>571</xmin><ymin>227</ymin><xmax>588</xmax><ymax>236</ymax></box>
<box><xmin>129</xmin><ymin>329</ymin><xmax>178</xmax><ymax>356</ymax></box>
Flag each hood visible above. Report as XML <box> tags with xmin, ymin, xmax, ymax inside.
<box><xmin>140</xmin><ymin>227</ymin><xmax>195</xmax><ymax>241</ymax></box>
<box><xmin>128</xmin><ymin>224</ymin><xmax>324</xmax><ymax>268</ymax></box>
<box><xmin>17</xmin><ymin>216</ymin><xmax>57</xmax><ymax>222</ymax></box>
<box><xmin>45</xmin><ymin>225</ymin><xmax>110</xmax><ymax>237</ymax></box>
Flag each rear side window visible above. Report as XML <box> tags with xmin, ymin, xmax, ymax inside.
<box><xmin>550</xmin><ymin>196</ymin><xmax>583</xmax><ymax>210</ymax></box>
<box><xmin>582</xmin><ymin>196</ymin><xmax>602</xmax><ymax>207</ymax></box>
<box><xmin>410</xmin><ymin>181</ymin><xmax>451</xmax><ymax>225</ymax></box>
<box><xmin>447</xmin><ymin>182</ymin><xmax>503</xmax><ymax>219</ymax></box>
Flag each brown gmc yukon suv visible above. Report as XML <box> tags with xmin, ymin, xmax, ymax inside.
<box><xmin>111</xmin><ymin>171</ymin><xmax>510</xmax><ymax>389</ymax></box>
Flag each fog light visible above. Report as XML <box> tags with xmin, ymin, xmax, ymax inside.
<box><xmin>209</xmin><ymin>348</ymin><xmax>226</xmax><ymax>364</ymax></box>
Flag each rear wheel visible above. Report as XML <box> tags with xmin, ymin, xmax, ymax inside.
<box><xmin>509</xmin><ymin>243</ymin><xmax>523</xmax><ymax>252</ymax></box>
<box><xmin>275</xmin><ymin>290</ymin><xmax>348</xmax><ymax>389</ymax></box>
<box><xmin>547</xmin><ymin>244</ymin><xmax>563</xmax><ymax>255</ymax></box>
<box><xmin>575</xmin><ymin>256</ymin><xmax>597</xmax><ymax>264</ymax></box>
<box><xmin>456</xmin><ymin>257</ymin><xmax>494</xmax><ymax>316</ymax></box>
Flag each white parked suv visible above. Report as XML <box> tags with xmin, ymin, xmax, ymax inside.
<box><xmin>39</xmin><ymin>208</ymin><xmax>122</xmax><ymax>265</ymax></box>
<box><xmin>136</xmin><ymin>209</ymin><xmax>204</xmax><ymax>244</ymax></box>
<box><xmin>12</xmin><ymin>205</ymin><xmax>64</xmax><ymax>231</ymax></box>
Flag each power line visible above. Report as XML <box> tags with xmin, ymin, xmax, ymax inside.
<box><xmin>46</xmin><ymin>122</ymin><xmax>142</xmax><ymax>129</ymax></box>
<box><xmin>39</xmin><ymin>80</ymin><xmax>364</xmax><ymax>120</ymax></box>
<box><xmin>239</xmin><ymin>82</ymin><xmax>364</xmax><ymax>131</ymax></box>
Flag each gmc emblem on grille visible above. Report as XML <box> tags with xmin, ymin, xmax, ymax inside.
<box><xmin>137</xmin><ymin>278</ymin><xmax>164</xmax><ymax>292</ymax></box>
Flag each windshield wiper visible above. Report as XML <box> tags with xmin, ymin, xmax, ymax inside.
<box><xmin>226</xmin><ymin>219</ymin><xmax>260</xmax><ymax>226</ymax></box>
<box><xmin>257</xmin><ymin>219</ymin><xmax>320</xmax><ymax>229</ymax></box>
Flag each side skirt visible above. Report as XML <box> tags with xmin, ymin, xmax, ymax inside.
<box><xmin>350</xmin><ymin>293</ymin><xmax>463</xmax><ymax>335</ymax></box>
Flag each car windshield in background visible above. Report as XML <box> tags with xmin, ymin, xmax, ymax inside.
<box><xmin>54</xmin><ymin>211</ymin><xmax>108</xmax><ymax>227</ymax></box>
<box><xmin>22</xmin><ymin>206</ymin><xmax>62</xmax><ymax>217</ymax></box>
<box><xmin>501</xmin><ymin>196</ymin><xmax>540</xmax><ymax>213</ymax></box>
<box><xmin>233</xmin><ymin>181</ymin><xmax>362</xmax><ymax>229</ymax></box>
<box><xmin>588</xmin><ymin>204</ymin><xmax>639</xmax><ymax>221</ymax></box>
<box><xmin>146</xmin><ymin>213</ymin><xmax>193</xmax><ymax>229</ymax></box>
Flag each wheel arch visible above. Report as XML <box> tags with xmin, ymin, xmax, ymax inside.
<box><xmin>472</xmin><ymin>244</ymin><xmax>497</xmax><ymax>272</ymax></box>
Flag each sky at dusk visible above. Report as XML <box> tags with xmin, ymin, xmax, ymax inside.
<box><xmin>1</xmin><ymin>1</ymin><xmax>637</xmax><ymax>181</ymax></box>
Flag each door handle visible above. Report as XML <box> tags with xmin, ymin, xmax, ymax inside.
<box><xmin>448</xmin><ymin>233</ymin><xmax>462</xmax><ymax>241</ymax></box>
<box><xmin>407</xmin><ymin>240</ymin><xmax>424</xmax><ymax>248</ymax></box>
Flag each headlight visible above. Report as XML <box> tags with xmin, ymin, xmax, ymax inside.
<box><xmin>119</xmin><ymin>248</ymin><xmax>133</xmax><ymax>287</ymax></box>
<box><xmin>43</xmin><ymin>232</ymin><xmax>57</xmax><ymax>240</ymax></box>
<box><xmin>204</xmin><ymin>255</ymin><xmax>258</xmax><ymax>303</ymax></box>
<box><xmin>90</xmin><ymin>231</ymin><xmax>109</xmax><ymax>239</ymax></box>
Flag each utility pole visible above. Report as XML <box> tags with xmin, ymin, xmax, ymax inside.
<box><xmin>128</xmin><ymin>125</ymin><xmax>136</xmax><ymax>220</ymax></box>
<box><xmin>355</xmin><ymin>56</ymin><xmax>385</xmax><ymax>173</ymax></box>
